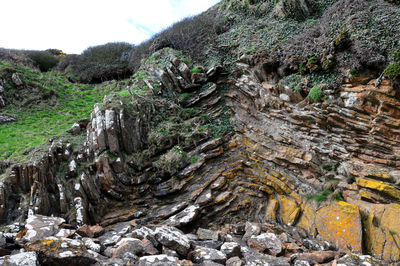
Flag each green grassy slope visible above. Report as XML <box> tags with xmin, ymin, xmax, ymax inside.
<box><xmin>0</xmin><ymin>60</ymin><xmax>119</xmax><ymax>162</ymax></box>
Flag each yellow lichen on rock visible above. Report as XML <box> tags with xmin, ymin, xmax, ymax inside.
<box><xmin>315</xmin><ymin>201</ymin><xmax>362</xmax><ymax>252</ymax></box>
<box><xmin>266</xmin><ymin>197</ymin><xmax>279</xmax><ymax>221</ymax></box>
<box><xmin>280</xmin><ymin>195</ymin><xmax>301</xmax><ymax>226</ymax></box>
<box><xmin>356</xmin><ymin>178</ymin><xmax>400</xmax><ymax>200</ymax></box>
<box><xmin>296</xmin><ymin>202</ymin><xmax>317</xmax><ymax>237</ymax></box>
<box><xmin>363</xmin><ymin>203</ymin><xmax>400</xmax><ymax>261</ymax></box>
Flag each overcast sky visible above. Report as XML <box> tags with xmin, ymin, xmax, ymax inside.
<box><xmin>0</xmin><ymin>0</ymin><xmax>221</xmax><ymax>54</ymax></box>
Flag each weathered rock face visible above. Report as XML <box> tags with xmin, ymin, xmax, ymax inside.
<box><xmin>224</xmin><ymin>60</ymin><xmax>400</xmax><ymax>260</ymax></box>
<box><xmin>1</xmin><ymin>46</ymin><xmax>400</xmax><ymax>264</ymax></box>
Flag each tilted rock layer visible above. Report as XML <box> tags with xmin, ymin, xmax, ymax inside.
<box><xmin>1</xmin><ymin>48</ymin><xmax>400</xmax><ymax>264</ymax></box>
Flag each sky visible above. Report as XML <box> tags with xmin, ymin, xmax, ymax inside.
<box><xmin>0</xmin><ymin>0</ymin><xmax>221</xmax><ymax>54</ymax></box>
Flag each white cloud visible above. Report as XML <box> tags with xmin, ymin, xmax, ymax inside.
<box><xmin>0</xmin><ymin>0</ymin><xmax>221</xmax><ymax>54</ymax></box>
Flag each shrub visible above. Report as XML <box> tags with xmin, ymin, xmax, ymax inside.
<box><xmin>306</xmin><ymin>56</ymin><xmax>320</xmax><ymax>72</ymax></box>
<box><xmin>58</xmin><ymin>42</ymin><xmax>133</xmax><ymax>83</ymax></box>
<box><xmin>307</xmin><ymin>86</ymin><xmax>322</xmax><ymax>102</ymax></box>
<box><xmin>384</xmin><ymin>62</ymin><xmax>400</xmax><ymax>79</ymax></box>
<box><xmin>299</xmin><ymin>62</ymin><xmax>307</xmax><ymax>74</ymax></box>
<box><xmin>349</xmin><ymin>68</ymin><xmax>358</xmax><ymax>76</ymax></box>
<box><xmin>81</xmin><ymin>42</ymin><xmax>133</xmax><ymax>64</ymax></box>
<box><xmin>128</xmin><ymin>9</ymin><xmax>226</xmax><ymax>72</ymax></box>
<box><xmin>25</xmin><ymin>51</ymin><xmax>60</xmax><ymax>72</ymax></box>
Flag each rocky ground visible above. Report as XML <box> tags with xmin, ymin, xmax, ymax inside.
<box><xmin>1</xmin><ymin>0</ymin><xmax>400</xmax><ymax>265</ymax></box>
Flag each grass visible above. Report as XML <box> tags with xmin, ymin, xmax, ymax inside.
<box><xmin>179</xmin><ymin>93</ymin><xmax>191</xmax><ymax>102</ymax></box>
<box><xmin>0</xmin><ymin>61</ymin><xmax>117</xmax><ymax>161</ymax></box>
<box><xmin>191</xmin><ymin>67</ymin><xmax>202</xmax><ymax>74</ymax></box>
<box><xmin>191</xmin><ymin>154</ymin><xmax>200</xmax><ymax>164</ymax></box>
<box><xmin>306</xmin><ymin>189</ymin><xmax>332</xmax><ymax>203</ymax></box>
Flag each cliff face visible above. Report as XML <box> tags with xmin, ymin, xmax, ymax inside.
<box><xmin>1</xmin><ymin>0</ymin><xmax>400</xmax><ymax>265</ymax></box>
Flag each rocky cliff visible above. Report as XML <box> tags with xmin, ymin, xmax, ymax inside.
<box><xmin>1</xmin><ymin>0</ymin><xmax>400</xmax><ymax>265</ymax></box>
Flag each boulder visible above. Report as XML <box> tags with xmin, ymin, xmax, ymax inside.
<box><xmin>0</xmin><ymin>115</ymin><xmax>16</xmax><ymax>124</ymax></box>
<box><xmin>166</xmin><ymin>204</ymin><xmax>200</xmax><ymax>227</ymax></box>
<box><xmin>154</xmin><ymin>226</ymin><xmax>191</xmax><ymax>256</ymax></box>
<box><xmin>138</xmin><ymin>255</ymin><xmax>178</xmax><ymax>266</ymax></box>
<box><xmin>242</xmin><ymin>222</ymin><xmax>261</xmax><ymax>240</ymax></box>
<box><xmin>26</xmin><ymin>237</ymin><xmax>99</xmax><ymax>265</ymax></box>
<box><xmin>192</xmin><ymin>246</ymin><xmax>227</xmax><ymax>264</ymax></box>
<box><xmin>23</xmin><ymin>215</ymin><xmax>65</xmax><ymax>242</ymax></box>
<box><xmin>112</xmin><ymin>238</ymin><xmax>145</xmax><ymax>258</ymax></box>
<box><xmin>196</xmin><ymin>228</ymin><xmax>219</xmax><ymax>241</ymax></box>
<box><xmin>247</xmin><ymin>233</ymin><xmax>283</xmax><ymax>256</ymax></box>
<box><xmin>0</xmin><ymin>252</ymin><xmax>39</xmax><ymax>266</ymax></box>
<box><xmin>315</xmin><ymin>202</ymin><xmax>362</xmax><ymax>253</ymax></box>
<box><xmin>226</xmin><ymin>256</ymin><xmax>243</xmax><ymax>266</ymax></box>
<box><xmin>221</xmin><ymin>242</ymin><xmax>242</xmax><ymax>259</ymax></box>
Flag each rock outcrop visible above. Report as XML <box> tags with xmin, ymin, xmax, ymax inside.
<box><xmin>1</xmin><ymin>46</ymin><xmax>400</xmax><ymax>264</ymax></box>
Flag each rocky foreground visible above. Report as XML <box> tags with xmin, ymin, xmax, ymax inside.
<box><xmin>0</xmin><ymin>214</ymin><xmax>381</xmax><ymax>266</ymax></box>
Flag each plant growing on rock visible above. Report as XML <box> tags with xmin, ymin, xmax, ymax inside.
<box><xmin>307</xmin><ymin>86</ymin><xmax>322</xmax><ymax>102</ymax></box>
<box><xmin>306</xmin><ymin>56</ymin><xmax>320</xmax><ymax>73</ymax></box>
<box><xmin>384</xmin><ymin>62</ymin><xmax>400</xmax><ymax>79</ymax></box>
<box><xmin>306</xmin><ymin>189</ymin><xmax>332</xmax><ymax>203</ymax></box>
<box><xmin>154</xmin><ymin>145</ymin><xmax>187</xmax><ymax>173</ymax></box>
<box><xmin>191</xmin><ymin>67</ymin><xmax>202</xmax><ymax>73</ymax></box>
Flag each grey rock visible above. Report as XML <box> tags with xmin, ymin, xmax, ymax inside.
<box><xmin>166</xmin><ymin>204</ymin><xmax>200</xmax><ymax>227</ymax></box>
<box><xmin>113</xmin><ymin>238</ymin><xmax>145</xmax><ymax>258</ymax></box>
<box><xmin>154</xmin><ymin>226</ymin><xmax>191</xmax><ymax>256</ymax></box>
<box><xmin>11</xmin><ymin>73</ymin><xmax>23</xmax><ymax>86</ymax></box>
<box><xmin>92</xmin><ymin>258</ymin><xmax>125</xmax><ymax>266</ymax></box>
<box><xmin>247</xmin><ymin>233</ymin><xmax>283</xmax><ymax>256</ymax></box>
<box><xmin>0</xmin><ymin>115</ymin><xmax>16</xmax><ymax>124</ymax></box>
<box><xmin>138</xmin><ymin>255</ymin><xmax>178</xmax><ymax>266</ymax></box>
<box><xmin>192</xmin><ymin>246</ymin><xmax>227</xmax><ymax>264</ymax></box>
<box><xmin>26</xmin><ymin>237</ymin><xmax>99</xmax><ymax>265</ymax></box>
<box><xmin>67</xmin><ymin>160</ymin><xmax>77</xmax><ymax>178</ymax></box>
<box><xmin>68</xmin><ymin>122</ymin><xmax>81</xmax><ymax>135</ymax></box>
<box><xmin>162</xmin><ymin>246</ymin><xmax>178</xmax><ymax>257</ymax></box>
<box><xmin>243</xmin><ymin>222</ymin><xmax>261</xmax><ymax>240</ymax></box>
<box><xmin>294</xmin><ymin>260</ymin><xmax>311</xmax><ymax>266</ymax></box>
<box><xmin>221</xmin><ymin>242</ymin><xmax>242</xmax><ymax>259</ymax></box>
<box><xmin>279</xmin><ymin>93</ymin><xmax>290</xmax><ymax>102</ymax></box>
<box><xmin>201</xmin><ymin>261</ymin><xmax>224</xmax><ymax>266</ymax></box>
<box><xmin>98</xmin><ymin>222</ymin><xmax>132</xmax><ymax>247</ymax></box>
<box><xmin>103</xmin><ymin>247</ymin><xmax>116</xmax><ymax>258</ymax></box>
<box><xmin>336</xmin><ymin>253</ymin><xmax>380</xmax><ymax>266</ymax></box>
<box><xmin>242</xmin><ymin>248</ymin><xmax>290</xmax><ymax>266</ymax></box>
<box><xmin>0</xmin><ymin>251</ymin><xmax>39</xmax><ymax>266</ymax></box>
<box><xmin>197</xmin><ymin>228</ymin><xmax>219</xmax><ymax>241</ymax></box>
<box><xmin>192</xmin><ymin>240</ymin><xmax>224</xmax><ymax>250</ymax></box>
<box><xmin>23</xmin><ymin>215</ymin><xmax>65</xmax><ymax>242</ymax></box>
<box><xmin>83</xmin><ymin>238</ymin><xmax>101</xmax><ymax>253</ymax></box>
<box><xmin>191</xmin><ymin>72</ymin><xmax>208</xmax><ymax>84</ymax></box>
<box><xmin>226</xmin><ymin>256</ymin><xmax>243</xmax><ymax>266</ymax></box>
<box><xmin>0</xmin><ymin>233</ymin><xmax>6</xmax><ymax>248</ymax></box>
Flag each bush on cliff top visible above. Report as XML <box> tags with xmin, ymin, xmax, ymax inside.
<box><xmin>57</xmin><ymin>42</ymin><xmax>133</xmax><ymax>83</ymax></box>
